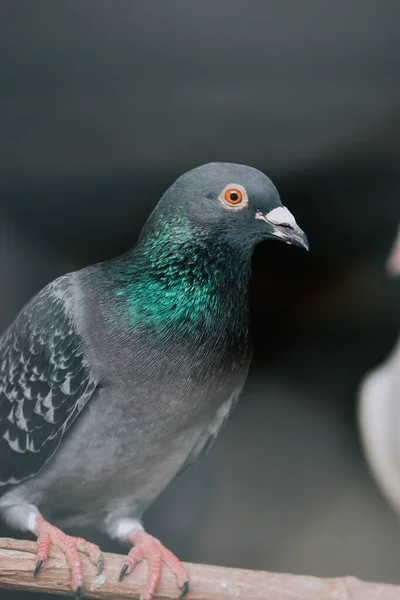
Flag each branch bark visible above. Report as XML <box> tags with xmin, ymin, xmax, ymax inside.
<box><xmin>0</xmin><ymin>536</ymin><xmax>399</xmax><ymax>600</ymax></box>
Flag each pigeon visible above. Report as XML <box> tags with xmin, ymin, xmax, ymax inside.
<box><xmin>359</xmin><ymin>224</ymin><xmax>400</xmax><ymax>516</ymax></box>
<box><xmin>0</xmin><ymin>162</ymin><xmax>308</xmax><ymax>599</ymax></box>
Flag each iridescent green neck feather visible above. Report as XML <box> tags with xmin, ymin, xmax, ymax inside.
<box><xmin>108</xmin><ymin>211</ymin><xmax>251</xmax><ymax>340</ymax></box>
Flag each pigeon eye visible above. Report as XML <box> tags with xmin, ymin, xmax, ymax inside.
<box><xmin>224</xmin><ymin>189</ymin><xmax>243</xmax><ymax>205</ymax></box>
<box><xmin>219</xmin><ymin>184</ymin><xmax>248</xmax><ymax>210</ymax></box>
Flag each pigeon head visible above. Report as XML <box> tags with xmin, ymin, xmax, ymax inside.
<box><xmin>114</xmin><ymin>163</ymin><xmax>308</xmax><ymax>333</ymax></box>
<box><xmin>150</xmin><ymin>162</ymin><xmax>309</xmax><ymax>252</ymax></box>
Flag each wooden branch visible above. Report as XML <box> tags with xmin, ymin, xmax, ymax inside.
<box><xmin>0</xmin><ymin>537</ymin><xmax>399</xmax><ymax>600</ymax></box>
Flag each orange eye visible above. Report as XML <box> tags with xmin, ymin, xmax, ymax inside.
<box><xmin>224</xmin><ymin>188</ymin><xmax>243</xmax><ymax>205</ymax></box>
<box><xmin>219</xmin><ymin>183</ymin><xmax>248</xmax><ymax>210</ymax></box>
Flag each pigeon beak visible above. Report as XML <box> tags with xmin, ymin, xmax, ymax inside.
<box><xmin>255</xmin><ymin>207</ymin><xmax>309</xmax><ymax>251</ymax></box>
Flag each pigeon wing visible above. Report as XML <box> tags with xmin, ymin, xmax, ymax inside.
<box><xmin>0</xmin><ymin>275</ymin><xmax>98</xmax><ymax>486</ymax></box>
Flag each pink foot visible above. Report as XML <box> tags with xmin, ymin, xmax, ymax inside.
<box><xmin>32</xmin><ymin>516</ymin><xmax>104</xmax><ymax>598</ymax></box>
<box><xmin>119</xmin><ymin>531</ymin><xmax>189</xmax><ymax>600</ymax></box>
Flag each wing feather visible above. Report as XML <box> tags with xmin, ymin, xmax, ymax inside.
<box><xmin>0</xmin><ymin>275</ymin><xmax>98</xmax><ymax>486</ymax></box>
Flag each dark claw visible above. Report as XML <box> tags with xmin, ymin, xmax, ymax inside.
<box><xmin>34</xmin><ymin>559</ymin><xmax>43</xmax><ymax>577</ymax></box>
<box><xmin>97</xmin><ymin>553</ymin><xmax>104</xmax><ymax>575</ymax></box>
<box><xmin>75</xmin><ymin>586</ymin><xmax>83</xmax><ymax>600</ymax></box>
<box><xmin>180</xmin><ymin>581</ymin><xmax>190</xmax><ymax>597</ymax></box>
<box><xmin>119</xmin><ymin>563</ymin><xmax>129</xmax><ymax>582</ymax></box>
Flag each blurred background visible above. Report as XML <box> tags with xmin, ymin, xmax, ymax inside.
<box><xmin>1</xmin><ymin>1</ymin><xmax>400</xmax><ymax>597</ymax></box>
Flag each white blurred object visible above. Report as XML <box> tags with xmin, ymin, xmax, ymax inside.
<box><xmin>359</xmin><ymin>227</ymin><xmax>400</xmax><ymax>516</ymax></box>
<box><xmin>387</xmin><ymin>226</ymin><xmax>400</xmax><ymax>277</ymax></box>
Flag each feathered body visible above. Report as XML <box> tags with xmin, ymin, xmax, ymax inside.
<box><xmin>0</xmin><ymin>209</ymin><xmax>251</xmax><ymax>529</ymax></box>
<box><xmin>0</xmin><ymin>163</ymin><xmax>308</xmax><ymax>598</ymax></box>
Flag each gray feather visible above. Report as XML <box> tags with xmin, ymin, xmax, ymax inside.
<box><xmin>0</xmin><ymin>274</ymin><xmax>98</xmax><ymax>486</ymax></box>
